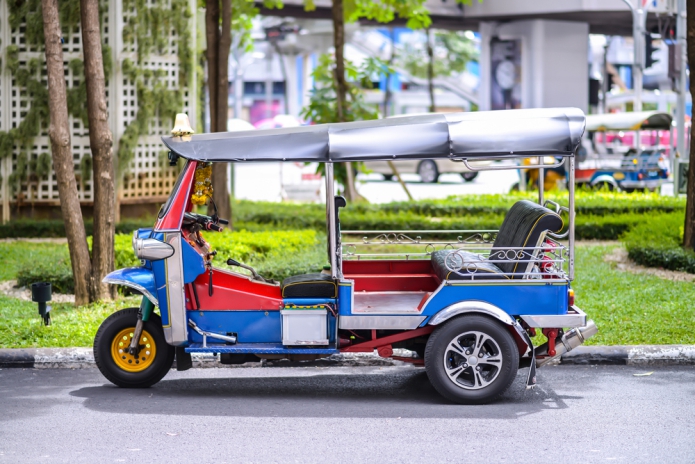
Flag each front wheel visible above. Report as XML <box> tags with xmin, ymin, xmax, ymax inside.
<box><xmin>425</xmin><ymin>315</ymin><xmax>519</xmax><ymax>404</ymax></box>
<box><xmin>94</xmin><ymin>307</ymin><xmax>175</xmax><ymax>388</ymax></box>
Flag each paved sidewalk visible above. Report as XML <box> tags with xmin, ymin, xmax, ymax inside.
<box><xmin>1</xmin><ymin>345</ymin><xmax>694</xmax><ymax>369</ymax></box>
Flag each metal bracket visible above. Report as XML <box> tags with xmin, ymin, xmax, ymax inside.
<box><xmin>188</xmin><ymin>320</ymin><xmax>238</xmax><ymax>347</ymax></box>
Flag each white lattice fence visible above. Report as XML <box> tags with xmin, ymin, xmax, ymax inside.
<box><xmin>0</xmin><ymin>0</ymin><xmax>197</xmax><ymax>221</ymax></box>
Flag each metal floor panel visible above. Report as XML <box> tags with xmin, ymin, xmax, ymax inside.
<box><xmin>352</xmin><ymin>292</ymin><xmax>426</xmax><ymax>314</ymax></box>
<box><xmin>185</xmin><ymin>343</ymin><xmax>338</xmax><ymax>355</ymax></box>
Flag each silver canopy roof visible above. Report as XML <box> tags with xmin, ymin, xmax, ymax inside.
<box><xmin>162</xmin><ymin>108</ymin><xmax>586</xmax><ymax>163</ymax></box>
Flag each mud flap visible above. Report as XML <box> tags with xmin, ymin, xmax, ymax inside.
<box><xmin>175</xmin><ymin>347</ymin><xmax>192</xmax><ymax>371</ymax></box>
<box><xmin>513</xmin><ymin>322</ymin><xmax>537</xmax><ymax>389</ymax></box>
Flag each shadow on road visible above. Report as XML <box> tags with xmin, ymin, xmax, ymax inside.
<box><xmin>70</xmin><ymin>370</ymin><xmax>581</xmax><ymax>419</ymax></box>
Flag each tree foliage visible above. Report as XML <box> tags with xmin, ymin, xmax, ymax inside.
<box><xmin>398</xmin><ymin>30</ymin><xmax>477</xmax><ymax>80</ymax></box>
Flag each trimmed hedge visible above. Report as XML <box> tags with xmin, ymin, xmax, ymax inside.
<box><xmin>622</xmin><ymin>213</ymin><xmax>695</xmax><ymax>274</ymax></box>
<box><xmin>0</xmin><ymin>219</ymin><xmax>152</xmax><ymax>239</ymax></box>
<box><xmin>2</xmin><ymin>192</ymin><xmax>683</xmax><ymax>240</ymax></box>
<box><xmin>12</xmin><ymin>229</ymin><xmax>325</xmax><ymax>294</ymax></box>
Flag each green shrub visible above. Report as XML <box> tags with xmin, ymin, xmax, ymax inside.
<box><xmin>16</xmin><ymin>259</ymin><xmax>74</xmax><ymax>294</ymax></box>
<box><xmin>7</xmin><ymin>230</ymin><xmax>322</xmax><ymax>293</ymax></box>
<box><xmin>234</xmin><ymin>200</ymin><xmax>658</xmax><ymax>241</ymax></box>
<box><xmin>0</xmin><ymin>219</ymin><xmax>153</xmax><ymax>239</ymax></box>
<box><xmin>622</xmin><ymin>213</ymin><xmax>695</xmax><ymax>274</ymax></box>
<box><xmin>234</xmin><ymin>191</ymin><xmax>685</xmax><ymax>226</ymax></box>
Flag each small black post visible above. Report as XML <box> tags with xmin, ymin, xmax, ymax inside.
<box><xmin>31</xmin><ymin>282</ymin><xmax>52</xmax><ymax>326</ymax></box>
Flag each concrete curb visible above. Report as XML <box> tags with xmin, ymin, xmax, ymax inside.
<box><xmin>1</xmin><ymin>345</ymin><xmax>695</xmax><ymax>369</ymax></box>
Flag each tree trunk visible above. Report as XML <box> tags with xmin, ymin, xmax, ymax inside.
<box><xmin>212</xmin><ymin>0</ymin><xmax>232</xmax><ymax>222</ymax></box>
<box><xmin>684</xmin><ymin>1</ymin><xmax>695</xmax><ymax>250</ymax></box>
<box><xmin>205</xmin><ymin>0</ymin><xmax>232</xmax><ymax>222</ymax></box>
<box><xmin>205</xmin><ymin>0</ymin><xmax>220</xmax><ymax>133</ymax></box>
<box><xmin>383</xmin><ymin>27</ymin><xmax>395</xmax><ymax>117</ymax></box>
<box><xmin>332</xmin><ymin>0</ymin><xmax>346</xmax><ymax>123</ymax></box>
<box><xmin>426</xmin><ymin>27</ymin><xmax>435</xmax><ymax>113</ymax></box>
<box><xmin>43</xmin><ymin>0</ymin><xmax>93</xmax><ymax>306</ymax></box>
<box><xmin>81</xmin><ymin>0</ymin><xmax>115</xmax><ymax>300</ymax></box>
<box><xmin>331</xmin><ymin>0</ymin><xmax>359</xmax><ymax>201</ymax></box>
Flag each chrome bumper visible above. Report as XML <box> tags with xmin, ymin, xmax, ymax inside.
<box><xmin>519</xmin><ymin>306</ymin><xmax>587</xmax><ymax>328</ymax></box>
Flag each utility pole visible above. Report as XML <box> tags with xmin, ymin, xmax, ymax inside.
<box><xmin>622</xmin><ymin>0</ymin><xmax>646</xmax><ymax>151</ymax></box>
<box><xmin>675</xmin><ymin>0</ymin><xmax>687</xmax><ymax>195</ymax></box>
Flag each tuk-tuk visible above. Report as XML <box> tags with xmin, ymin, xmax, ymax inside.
<box><xmin>579</xmin><ymin>111</ymin><xmax>672</xmax><ymax>191</ymax></box>
<box><xmin>96</xmin><ymin>108</ymin><xmax>597</xmax><ymax>404</ymax></box>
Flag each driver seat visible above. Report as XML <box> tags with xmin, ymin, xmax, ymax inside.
<box><xmin>281</xmin><ymin>273</ymin><xmax>337</xmax><ymax>298</ymax></box>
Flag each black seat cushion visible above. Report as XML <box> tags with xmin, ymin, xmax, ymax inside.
<box><xmin>489</xmin><ymin>200</ymin><xmax>563</xmax><ymax>278</ymax></box>
<box><xmin>431</xmin><ymin>250</ymin><xmax>507</xmax><ymax>281</ymax></box>
<box><xmin>281</xmin><ymin>273</ymin><xmax>337</xmax><ymax>298</ymax></box>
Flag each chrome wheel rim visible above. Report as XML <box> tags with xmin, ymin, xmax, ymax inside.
<box><xmin>443</xmin><ymin>330</ymin><xmax>503</xmax><ymax>390</ymax></box>
<box><xmin>419</xmin><ymin>161</ymin><xmax>437</xmax><ymax>183</ymax></box>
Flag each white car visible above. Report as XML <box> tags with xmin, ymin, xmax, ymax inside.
<box><xmin>363</xmin><ymin>159</ymin><xmax>491</xmax><ymax>183</ymax></box>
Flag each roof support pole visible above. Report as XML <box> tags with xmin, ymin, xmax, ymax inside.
<box><xmin>325</xmin><ymin>163</ymin><xmax>338</xmax><ymax>278</ymax></box>
<box><xmin>538</xmin><ymin>156</ymin><xmax>544</xmax><ymax>205</ymax></box>
<box><xmin>568</xmin><ymin>155</ymin><xmax>575</xmax><ymax>281</ymax></box>
<box><xmin>675</xmin><ymin>0</ymin><xmax>687</xmax><ymax>196</ymax></box>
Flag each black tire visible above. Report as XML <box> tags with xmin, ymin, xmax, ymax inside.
<box><xmin>417</xmin><ymin>160</ymin><xmax>439</xmax><ymax>183</ymax></box>
<box><xmin>461</xmin><ymin>171</ymin><xmax>478</xmax><ymax>182</ymax></box>
<box><xmin>424</xmin><ymin>315</ymin><xmax>519</xmax><ymax>404</ymax></box>
<box><xmin>94</xmin><ymin>307</ymin><xmax>175</xmax><ymax>388</ymax></box>
<box><xmin>383</xmin><ymin>174</ymin><xmax>394</xmax><ymax>181</ymax></box>
<box><xmin>592</xmin><ymin>181</ymin><xmax>615</xmax><ymax>191</ymax></box>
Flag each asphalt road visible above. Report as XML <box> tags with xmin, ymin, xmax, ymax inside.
<box><xmin>0</xmin><ymin>365</ymin><xmax>693</xmax><ymax>463</ymax></box>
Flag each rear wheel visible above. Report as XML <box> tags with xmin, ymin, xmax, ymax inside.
<box><xmin>418</xmin><ymin>160</ymin><xmax>439</xmax><ymax>183</ymax></box>
<box><xmin>94</xmin><ymin>307</ymin><xmax>174</xmax><ymax>388</ymax></box>
<box><xmin>425</xmin><ymin>315</ymin><xmax>519</xmax><ymax>404</ymax></box>
<box><xmin>461</xmin><ymin>171</ymin><xmax>478</xmax><ymax>182</ymax></box>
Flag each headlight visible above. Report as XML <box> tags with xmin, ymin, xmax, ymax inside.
<box><xmin>134</xmin><ymin>238</ymin><xmax>174</xmax><ymax>261</ymax></box>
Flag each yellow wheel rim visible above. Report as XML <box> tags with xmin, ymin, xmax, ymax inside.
<box><xmin>110</xmin><ymin>327</ymin><xmax>157</xmax><ymax>372</ymax></box>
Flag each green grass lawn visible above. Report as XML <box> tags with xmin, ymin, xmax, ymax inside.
<box><xmin>0</xmin><ymin>241</ymin><xmax>693</xmax><ymax>348</ymax></box>
<box><xmin>0</xmin><ymin>294</ymin><xmax>141</xmax><ymax>348</ymax></box>
<box><xmin>573</xmin><ymin>244</ymin><xmax>695</xmax><ymax>345</ymax></box>
<box><xmin>0</xmin><ymin>241</ymin><xmax>69</xmax><ymax>281</ymax></box>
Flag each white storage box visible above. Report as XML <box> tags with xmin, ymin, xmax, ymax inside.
<box><xmin>281</xmin><ymin>309</ymin><xmax>329</xmax><ymax>345</ymax></box>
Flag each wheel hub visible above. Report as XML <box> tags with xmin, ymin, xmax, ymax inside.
<box><xmin>444</xmin><ymin>330</ymin><xmax>503</xmax><ymax>390</ymax></box>
<box><xmin>110</xmin><ymin>327</ymin><xmax>156</xmax><ymax>373</ymax></box>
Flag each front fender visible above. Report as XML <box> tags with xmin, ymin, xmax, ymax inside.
<box><xmin>103</xmin><ymin>267</ymin><xmax>158</xmax><ymax>306</ymax></box>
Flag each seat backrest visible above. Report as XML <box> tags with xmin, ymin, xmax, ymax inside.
<box><xmin>489</xmin><ymin>200</ymin><xmax>563</xmax><ymax>278</ymax></box>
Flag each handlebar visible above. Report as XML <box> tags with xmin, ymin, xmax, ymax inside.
<box><xmin>183</xmin><ymin>212</ymin><xmax>227</xmax><ymax>232</ymax></box>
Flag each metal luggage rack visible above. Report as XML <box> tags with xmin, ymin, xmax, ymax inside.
<box><xmin>340</xmin><ymin>230</ymin><xmax>569</xmax><ymax>280</ymax></box>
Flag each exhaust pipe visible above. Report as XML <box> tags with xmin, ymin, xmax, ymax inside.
<box><xmin>536</xmin><ymin>320</ymin><xmax>598</xmax><ymax>368</ymax></box>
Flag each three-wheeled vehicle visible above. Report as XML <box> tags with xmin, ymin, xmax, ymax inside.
<box><xmin>578</xmin><ymin>111</ymin><xmax>672</xmax><ymax>191</ymax></box>
<box><xmin>96</xmin><ymin>108</ymin><xmax>597</xmax><ymax>404</ymax></box>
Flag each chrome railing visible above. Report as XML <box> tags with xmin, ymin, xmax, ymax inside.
<box><xmin>341</xmin><ymin>230</ymin><xmax>569</xmax><ymax>280</ymax></box>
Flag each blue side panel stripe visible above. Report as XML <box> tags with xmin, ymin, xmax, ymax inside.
<box><xmin>185</xmin><ymin>342</ymin><xmax>338</xmax><ymax>355</ymax></box>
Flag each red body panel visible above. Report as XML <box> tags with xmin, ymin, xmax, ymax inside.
<box><xmin>154</xmin><ymin>161</ymin><xmax>197</xmax><ymax>231</ymax></box>
<box><xmin>188</xmin><ymin>268</ymin><xmax>283</xmax><ymax>311</ymax></box>
<box><xmin>343</xmin><ymin>260</ymin><xmax>440</xmax><ymax>292</ymax></box>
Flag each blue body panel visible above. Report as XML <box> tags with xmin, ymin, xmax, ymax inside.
<box><xmin>185</xmin><ymin>342</ymin><xmax>338</xmax><ymax>354</ymax></box>
<box><xmin>188</xmin><ymin>310</ymin><xmax>283</xmax><ymax>343</ymax></box>
<box><xmin>181</xmin><ymin>239</ymin><xmax>205</xmax><ymax>283</ymax></box>
<box><xmin>152</xmin><ymin>259</ymin><xmax>169</xmax><ymax>326</ymax></box>
<box><xmin>187</xmin><ymin>309</ymin><xmax>337</xmax><ymax>345</ymax></box>
<box><xmin>420</xmin><ymin>282</ymin><xmax>569</xmax><ymax>324</ymax></box>
<box><xmin>338</xmin><ymin>281</ymin><xmax>353</xmax><ymax>315</ymax></box>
